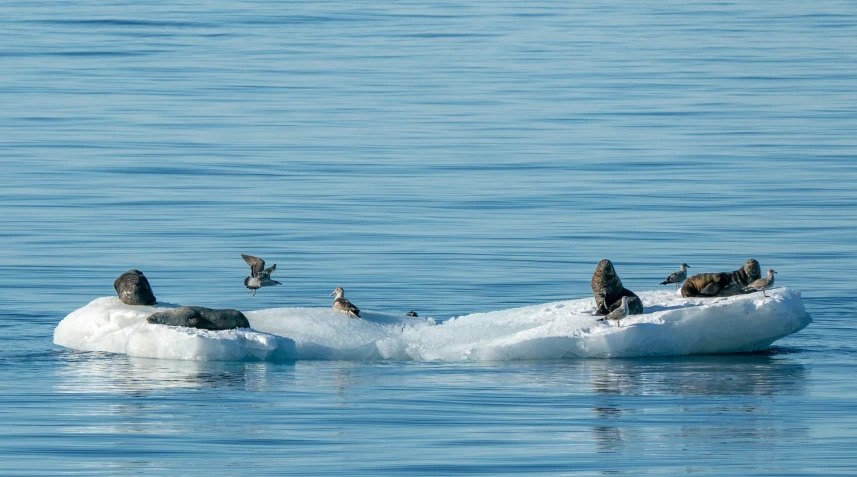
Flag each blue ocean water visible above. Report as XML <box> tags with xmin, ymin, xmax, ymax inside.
<box><xmin>1</xmin><ymin>0</ymin><xmax>856</xmax><ymax>475</ymax></box>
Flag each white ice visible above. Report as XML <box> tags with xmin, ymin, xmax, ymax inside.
<box><xmin>53</xmin><ymin>297</ymin><xmax>296</xmax><ymax>362</ymax></box>
<box><xmin>54</xmin><ymin>288</ymin><xmax>811</xmax><ymax>362</ymax></box>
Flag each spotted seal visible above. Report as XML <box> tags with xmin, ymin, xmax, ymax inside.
<box><xmin>146</xmin><ymin>306</ymin><xmax>250</xmax><ymax>330</ymax></box>
<box><xmin>680</xmin><ymin>259</ymin><xmax>761</xmax><ymax>297</ymax></box>
<box><xmin>591</xmin><ymin>259</ymin><xmax>644</xmax><ymax>316</ymax></box>
<box><xmin>114</xmin><ymin>269</ymin><xmax>157</xmax><ymax>306</ymax></box>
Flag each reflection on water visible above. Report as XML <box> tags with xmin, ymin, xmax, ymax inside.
<box><xmin>590</xmin><ymin>354</ymin><xmax>808</xmax><ymax>397</ymax></box>
<box><xmin>3</xmin><ymin>348</ymin><xmax>821</xmax><ymax>475</ymax></box>
<box><xmin>54</xmin><ymin>350</ymin><xmax>292</xmax><ymax>394</ymax></box>
<box><xmin>585</xmin><ymin>355</ymin><xmax>808</xmax><ymax>454</ymax></box>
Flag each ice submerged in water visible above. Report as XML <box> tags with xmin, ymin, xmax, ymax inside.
<box><xmin>54</xmin><ymin>288</ymin><xmax>811</xmax><ymax>362</ymax></box>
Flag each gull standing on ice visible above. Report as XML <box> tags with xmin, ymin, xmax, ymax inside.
<box><xmin>742</xmin><ymin>269</ymin><xmax>777</xmax><ymax>297</ymax></box>
<box><xmin>331</xmin><ymin>287</ymin><xmax>361</xmax><ymax>318</ymax></box>
<box><xmin>660</xmin><ymin>263</ymin><xmax>690</xmax><ymax>288</ymax></box>
<box><xmin>598</xmin><ymin>295</ymin><xmax>629</xmax><ymax>327</ymax></box>
<box><xmin>242</xmin><ymin>254</ymin><xmax>281</xmax><ymax>296</ymax></box>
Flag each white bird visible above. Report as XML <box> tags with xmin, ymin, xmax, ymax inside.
<box><xmin>660</xmin><ymin>263</ymin><xmax>689</xmax><ymax>288</ymax></box>
<box><xmin>743</xmin><ymin>269</ymin><xmax>777</xmax><ymax>297</ymax></box>
<box><xmin>598</xmin><ymin>295</ymin><xmax>629</xmax><ymax>327</ymax></box>
<box><xmin>331</xmin><ymin>287</ymin><xmax>360</xmax><ymax>318</ymax></box>
<box><xmin>242</xmin><ymin>254</ymin><xmax>281</xmax><ymax>296</ymax></box>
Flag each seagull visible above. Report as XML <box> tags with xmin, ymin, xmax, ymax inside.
<box><xmin>331</xmin><ymin>287</ymin><xmax>360</xmax><ymax>318</ymax></box>
<box><xmin>405</xmin><ymin>311</ymin><xmax>418</xmax><ymax>317</ymax></box>
<box><xmin>241</xmin><ymin>254</ymin><xmax>281</xmax><ymax>296</ymax></box>
<box><xmin>660</xmin><ymin>263</ymin><xmax>689</xmax><ymax>288</ymax></box>
<box><xmin>598</xmin><ymin>295</ymin><xmax>629</xmax><ymax>327</ymax></box>
<box><xmin>743</xmin><ymin>269</ymin><xmax>777</xmax><ymax>297</ymax></box>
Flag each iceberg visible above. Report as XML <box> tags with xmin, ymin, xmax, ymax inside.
<box><xmin>53</xmin><ymin>297</ymin><xmax>296</xmax><ymax>362</ymax></box>
<box><xmin>54</xmin><ymin>288</ymin><xmax>811</xmax><ymax>362</ymax></box>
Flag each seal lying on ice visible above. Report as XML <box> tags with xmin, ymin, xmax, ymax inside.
<box><xmin>591</xmin><ymin>259</ymin><xmax>643</xmax><ymax>316</ymax></box>
<box><xmin>114</xmin><ymin>269</ymin><xmax>157</xmax><ymax>306</ymax></box>
<box><xmin>680</xmin><ymin>259</ymin><xmax>761</xmax><ymax>298</ymax></box>
<box><xmin>146</xmin><ymin>306</ymin><xmax>250</xmax><ymax>330</ymax></box>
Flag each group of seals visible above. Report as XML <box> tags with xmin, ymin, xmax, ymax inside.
<box><xmin>680</xmin><ymin>259</ymin><xmax>761</xmax><ymax>298</ymax></box>
<box><xmin>591</xmin><ymin>258</ymin><xmax>773</xmax><ymax>326</ymax></box>
<box><xmin>114</xmin><ymin>256</ymin><xmax>771</xmax><ymax>332</ymax></box>
<box><xmin>114</xmin><ymin>269</ymin><xmax>249</xmax><ymax>330</ymax></box>
<box><xmin>110</xmin><ymin>269</ymin><xmax>373</xmax><ymax>331</ymax></box>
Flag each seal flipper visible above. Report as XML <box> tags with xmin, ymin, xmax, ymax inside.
<box><xmin>699</xmin><ymin>282</ymin><xmax>721</xmax><ymax>296</ymax></box>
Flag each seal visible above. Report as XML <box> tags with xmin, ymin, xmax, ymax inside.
<box><xmin>114</xmin><ymin>269</ymin><xmax>157</xmax><ymax>306</ymax></box>
<box><xmin>591</xmin><ymin>259</ymin><xmax>643</xmax><ymax>316</ymax></box>
<box><xmin>146</xmin><ymin>306</ymin><xmax>250</xmax><ymax>330</ymax></box>
<box><xmin>680</xmin><ymin>259</ymin><xmax>761</xmax><ymax>297</ymax></box>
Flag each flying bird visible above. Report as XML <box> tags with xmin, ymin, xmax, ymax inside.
<box><xmin>242</xmin><ymin>254</ymin><xmax>281</xmax><ymax>296</ymax></box>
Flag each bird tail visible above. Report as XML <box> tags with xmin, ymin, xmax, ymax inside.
<box><xmin>660</xmin><ymin>280</ymin><xmax>669</xmax><ymax>285</ymax></box>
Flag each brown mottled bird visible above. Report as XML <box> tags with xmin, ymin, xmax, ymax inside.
<box><xmin>241</xmin><ymin>254</ymin><xmax>281</xmax><ymax>296</ymax></box>
<box><xmin>330</xmin><ymin>287</ymin><xmax>360</xmax><ymax>318</ymax></box>
<box><xmin>743</xmin><ymin>269</ymin><xmax>777</xmax><ymax>297</ymax></box>
<box><xmin>660</xmin><ymin>263</ymin><xmax>689</xmax><ymax>289</ymax></box>
<box><xmin>598</xmin><ymin>295</ymin><xmax>629</xmax><ymax>327</ymax></box>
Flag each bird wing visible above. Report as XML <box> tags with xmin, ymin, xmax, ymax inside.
<box><xmin>241</xmin><ymin>254</ymin><xmax>265</xmax><ymax>276</ymax></box>
<box><xmin>744</xmin><ymin>277</ymin><xmax>768</xmax><ymax>289</ymax></box>
<box><xmin>605</xmin><ymin>306</ymin><xmax>623</xmax><ymax>320</ymax></box>
<box><xmin>263</xmin><ymin>264</ymin><xmax>276</xmax><ymax>275</ymax></box>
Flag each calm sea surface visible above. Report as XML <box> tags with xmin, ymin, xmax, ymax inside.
<box><xmin>2</xmin><ymin>1</ymin><xmax>856</xmax><ymax>475</ymax></box>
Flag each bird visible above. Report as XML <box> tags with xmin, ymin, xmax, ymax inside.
<box><xmin>330</xmin><ymin>287</ymin><xmax>360</xmax><ymax>318</ymax></box>
<box><xmin>660</xmin><ymin>263</ymin><xmax>689</xmax><ymax>288</ymax></box>
<box><xmin>598</xmin><ymin>295</ymin><xmax>629</xmax><ymax>327</ymax></box>
<box><xmin>742</xmin><ymin>269</ymin><xmax>777</xmax><ymax>297</ymax></box>
<box><xmin>405</xmin><ymin>311</ymin><xmax>418</xmax><ymax>317</ymax></box>
<box><xmin>241</xmin><ymin>254</ymin><xmax>281</xmax><ymax>296</ymax></box>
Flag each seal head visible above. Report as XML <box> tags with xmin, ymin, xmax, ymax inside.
<box><xmin>680</xmin><ymin>259</ymin><xmax>761</xmax><ymax>297</ymax></box>
<box><xmin>590</xmin><ymin>259</ymin><xmax>643</xmax><ymax>315</ymax></box>
<box><xmin>146</xmin><ymin>306</ymin><xmax>250</xmax><ymax>330</ymax></box>
<box><xmin>114</xmin><ymin>269</ymin><xmax>157</xmax><ymax>306</ymax></box>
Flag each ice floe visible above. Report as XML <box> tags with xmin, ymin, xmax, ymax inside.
<box><xmin>54</xmin><ymin>288</ymin><xmax>811</xmax><ymax>362</ymax></box>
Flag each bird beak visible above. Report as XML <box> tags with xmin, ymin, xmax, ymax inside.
<box><xmin>330</xmin><ymin>291</ymin><xmax>336</xmax><ymax>296</ymax></box>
